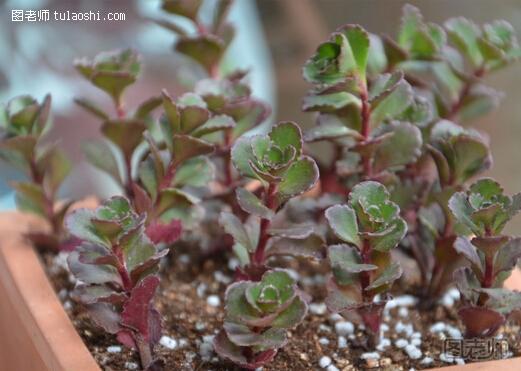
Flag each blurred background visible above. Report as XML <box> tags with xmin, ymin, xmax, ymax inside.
<box><xmin>1</xmin><ymin>0</ymin><xmax>521</xmax><ymax>231</ymax></box>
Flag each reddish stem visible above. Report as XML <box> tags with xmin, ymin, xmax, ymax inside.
<box><xmin>360</xmin><ymin>239</ymin><xmax>372</xmax><ymax>302</ymax></box>
<box><xmin>252</xmin><ymin>183</ymin><xmax>277</xmax><ymax>266</ymax></box>
<box><xmin>114</xmin><ymin>244</ymin><xmax>132</xmax><ymax>291</ymax></box>
<box><xmin>445</xmin><ymin>67</ymin><xmax>486</xmax><ymax>120</ymax></box>
<box><xmin>359</xmin><ymin>84</ymin><xmax>372</xmax><ymax>178</ymax></box>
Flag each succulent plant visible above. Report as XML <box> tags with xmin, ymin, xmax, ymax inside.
<box><xmin>449</xmin><ymin>178</ymin><xmax>521</xmax><ymax>337</ymax></box>
<box><xmin>0</xmin><ymin>94</ymin><xmax>72</xmax><ymax>247</ymax></box>
<box><xmin>66</xmin><ymin>196</ymin><xmax>174</xmax><ymax>369</ymax></box>
<box><xmin>220</xmin><ymin>121</ymin><xmax>320</xmax><ymax>279</ymax></box>
<box><xmin>213</xmin><ymin>269</ymin><xmax>307</xmax><ymax>369</ymax></box>
<box><xmin>324</xmin><ymin>181</ymin><xmax>406</xmax><ymax>340</ymax></box>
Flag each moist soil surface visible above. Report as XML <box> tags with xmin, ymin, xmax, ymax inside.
<box><xmin>41</xmin><ymin>247</ymin><xmax>521</xmax><ymax>371</ymax></box>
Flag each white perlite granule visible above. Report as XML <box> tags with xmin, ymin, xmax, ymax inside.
<box><xmin>206</xmin><ymin>295</ymin><xmax>221</xmax><ymax>307</ymax></box>
<box><xmin>395</xmin><ymin>338</ymin><xmax>408</xmax><ymax>348</ymax></box>
<box><xmin>334</xmin><ymin>321</ymin><xmax>354</xmax><ymax>336</ymax></box>
<box><xmin>159</xmin><ymin>335</ymin><xmax>178</xmax><ymax>349</ymax></box>
<box><xmin>405</xmin><ymin>344</ymin><xmax>422</xmax><ymax>359</ymax></box>
<box><xmin>360</xmin><ymin>352</ymin><xmax>380</xmax><ymax>360</ymax></box>
<box><xmin>319</xmin><ymin>356</ymin><xmax>332</xmax><ymax>368</ymax></box>
<box><xmin>106</xmin><ymin>345</ymin><xmax>122</xmax><ymax>353</ymax></box>
<box><xmin>327</xmin><ymin>365</ymin><xmax>340</xmax><ymax>371</ymax></box>
<box><xmin>420</xmin><ymin>356</ymin><xmax>433</xmax><ymax>365</ymax></box>
<box><xmin>319</xmin><ymin>337</ymin><xmax>330</xmax><ymax>345</ymax></box>
<box><xmin>309</xmin><ymin>302</ymin><xmax>327</xmax><ymax>315</ymax></box>
<box><xmin>337</xmin><ymin>336</ymin><xmax>347</xmax><ymax>349</ymax></box>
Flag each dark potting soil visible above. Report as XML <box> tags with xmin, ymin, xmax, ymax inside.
<box><xmin>40</xmin><ymin>248</ymin><xmax>521</xmax><ymax>371</ymax></box>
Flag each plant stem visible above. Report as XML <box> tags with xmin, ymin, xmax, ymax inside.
<box><xmin>359</xmin><ymin>83</ymin><xmax>373</xmax><ymax>178</ymax></box>
<box><xmin>360</xmin><ymin>238</ymin><xmax>372</xmax><ymax>302</ymax></box>
<box><xmin>252</xmin><ymin>183</ymin><xmax>277</xmax><ymax>266</ymax></box>
<box><xmin>135</xmin><ymin>335</ymin><xmax>154</xmax><ymax>370</ymax></box>
<box><xmin>445</xmin><ymin>66</ymin><xmax>486</xmax><ymax>120</ymax></box>
<box><xmin>29</xmin><ymin>160</ymin><xmax>60</xmax><ymax>235</ymax></box>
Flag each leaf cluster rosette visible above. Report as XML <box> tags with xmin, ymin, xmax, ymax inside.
<box><xmin>66</xmin><ymin>196</ymin><xmax>174</xmax><ymax>370</ymax></box>
<box><xmin>220</xmin><ymin>122</ymin><xmax>320</xmax><ymax>278</ymax></box>
<box><xmin>302</xmin><ymin>24</ymin><xmax>422</xmax><ymax>190</ymax></box>
<box><xmin>449</xmin><ymin>178</ymin><xmax>521</xmax><ymax>337</ymax></box>
<box><xmin>0</xmin><ymin>94</ymin><xmax>72</xmax><ymax>245</ymax></box>
<box><xmin>213</xmin><ymin>269</ymin><xmax>307</xmax><ymax>369</ymax></box>
<box><xmin>324</xmin><ymin>181</ymin><xmax>406</xmax><ymax>337</ymax></box>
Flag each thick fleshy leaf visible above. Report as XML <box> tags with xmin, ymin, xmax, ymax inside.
<box><xmin>339</xmin><ymin>25</ymin><xmax>370</xmax><ymax>78</ymax></box>
<box><xmin>101</xmin><ymin>119</ymin><xmax>146</xmax><ymax>160</ymax></box>
<box><xmin>365</xmin><ymin>261</ymin><xmax>402</xmax><ymax>290</ymax></box>
<box><xmin>213</xmin><ymin>331</ymin><xmax>277</xmax><ymax>370</ymax></box>
<box><xmin>304</xmin><ymin>122</ymin><xmax>362</xmax><ymax>142</ymax></box>
<box><xmin>271</xmin><ymin>293</ymin><xmax>308</xmax><ymax>329</ymax></box>
<box><xmin>398</xmin><ymin>4</ymin><xmax>440</xmax><ymax>58</ymax></box>
<box><xmin>277</xmin><ymin>156</ymin><xmax>319</xmax><ymax>204</ymax></box>
<box><xmin>73</xmin><ymin>284</ymin><xmax>126</xmax><ymax>305</ymax></box>
<box><xmin>230</xmin><ymin>136</ymin><xmax>258</xmax><ymax>179</ymax></box>
<box><xmin>302</xmin><ymin>92</ymin><xmax>361</xmax><ymax>112</ymax></box>
<box><xmin>325</xmin><ymin>205</ymin><xmax>361</xmax><ymax>247</ymax></box>
<box><xmin>223</xmin><ymin>322</ymin><xmax>286</xmax><ymax>349</ymax></box>
<box><xmin>161</xmin><ymin>0</ymin><xmax>202</xmax><ymax>20</ymax></box>
<box><xmin>134</xmin><ymin>96</ymin><xmax>162</xmax><ymax>120</ymax></box>
<box><xmin>86</xmin><ymin>302</ymin><xmax>121</xmax><ymax>334</ymax></box>
<box><xmin>172</xmin><ymin>156</ymin><xmax>214</xmax><ymax>187</ymax></box>
<box><xmin>83</xmin><ymin>140</ymin><xmax>122</xmax><ymax>185</ymax></box>
<box><xmin>369</xmin><ymin>218</ymin><xmax>407</xmax><ymax>252</ymax></box>
<box><xmin>458</xmin><ymin>306</ymin><xmax>505</xmax><ymax>338</ymax></box>
<box><xmin>74</xmin><ymin>97</ymin><xmax>110</xmax><ymax>120</ymax></box>
<box><xmin>38</xmin><ymin>146</ymin><xmax>72</xmax><ymax>194</ymax></box>
<box><xmin>11</xmin><ymin>182</ymin><xmax>47</xmax><ymax>217</ymax></box>
<box><xmin>328</xmin><ymin>244</ymin><xmax>378</xmax><ymax>273</ymax></box>
<box><xmin>370</xmin><ymin>77</ymin><xmax>413</xmax><ymax>125</ymax></box>
<box><xmin>220</xmin><ymin>212</ymin><xmax>256</xmax><ymax>252</ymax></box>
<box><xmin>494</xmin><ymin>237</ymin><xmax>521</xmax><ymax>276</ymax></box>
<box><xmin>191</xmin><ymin>114</ymin><xmax>235</xmax><ymax>137</ymax></box>
<box><xmin>445</xmin><ymin>17</ymin><xmax>483</xmax><ymax>67</ymax></box>
<box><xmin>269</xmin><ymin>121</ymin><xmax>303</xmax><ymax>157</ymax></box>
<box><xmin>172</xmin><ymin>134</ymin><xmax>214</xmax><ymax>166</ymax></box>
<box><xmin>145</xmin><ymin>219</ymin><xmax>182</xmax><ymax>245</ymax></box>
<box><xmin>266</xmin><ymin>233</ymin><xmax>325</xmax><ymax>260</ymax></box>
<box><xmin>448</xmin><ymin>192</ymin><xmax>479</xmax><ymax>234</ymax></box>
<box><xmin>68</xmin><ymin>249</ymin><xmax>122</xmax><ymax>285</ymax></box>
<box><xmin>0</xmin><ymin>135</ymin><xmax>36</xmax><ymax>173</ymax></box>
<box><xmin>176</xmin><ymin>35</ymin><xmax>224</xmax><ymax>74</ymax></box>
<box><xmin>236</xmin><ymin>188</ymin><xmax>274</xmax><ymax>220</ymax></box>
<box><xmin>454</xmin><ymin>237</ymin><xmax>483</xmax><ymax>274</ymax></box>
<box><xmin>120</xmin><ymin>275</ymin><xmax>161</xmax><ymax>343</ymax></box>
<box><xmin>372</xmin><ymin>122</ymin><xmax>422</xmax><ymax>173</ymax></box>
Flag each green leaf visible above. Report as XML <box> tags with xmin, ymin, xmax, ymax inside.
<box><xmin>191</xmin><ymin>114</ymin><xmax>235</xmax><ymax>137</ymax></box>
<box><xmin>454</xmin><ymin>237</ymin><xmax>483</xmax><ymax>274</ymax></box>
<box><xmin>304</xmin><ymin>120</ymin><xmax>363</xmax><ymax>142</ymax></box>
<box><xmin>398</xmin><ymin>4</ymin><xmax>439</xmax><ymax>58</ymax></box>
<box><xmin>370</xmin><ymin>77</ymin><xmax>413</xmax><ymax>125</ymax></box>
<box><xmin>134</xmin><ymin>96</ymin><xmax>162</xmax><ymax>120</ymax></box>
<box><xmin>339</xmin><ymin>25</ymin><xmax>370</xmax><ymax>79</ymax></box>
<box><xmin>172</xmin><ymin>134</ymin><xmax>214</xmax><ymax>166</ymax></box>
<box><xmin>494</xmin><ymin>237</ymin><xmax>521</xmax><ymax>276</ymax></box>
<box><xmin>325</xmin><ymin>205</ymin><xmax>361</xmax><ymax>247</ymax></box>
<box><xmin>302</xmin><ymin>91</ymin><xmax>361</xmax><ymax>112</ymax></box>
<box><xmin>175</xmin><ymin>35</ymin><xmax>224</xmax><ymax>74</ymax></box>
<box><xmin>101</xmin><ymin>119</ymin><xmax>146</xmax><ymax>160</ymax></box>
<box><xmin>369</xmin><ymin>218</ymin><xmax>407</xmax><ymax>252</ymax></box>
<box><xmin>74</xmin><ymin>97</ymin><xmax>110</xmax><ymax>120</ymax></box>
<box><xmin>236</xmin><ymin>188</ymin><xmax>274</xmax><ymax>220</ymax></box>
<box><xmin>266</xmin><ymin>233</ymin><xmax>324</xmax><ymax>260</ymax></box>
<box><xmin>0</xmin><ymin>135</ymin><xmax>36</xmax><ymax>173</ymax></box>
<box><xmin>231</xmin><ymin>136</ymin><xmax>257</xmax><ymax>179</ymax></box>
<box><xmin>328</xmin><ymin>244</ymin><xmax>378</xmax><ymax>273</ymax></box>
<box><xmin>271</xmin><ymin>294</ymin><xmax>307</xmax><ymax>329</ymax></box>
<box><xmin>445</xmin><ymin>17</ymin><xmax>483</xmax><ymax>67</ymax></box>
<box><xmin>220</xmin><ymin>212</ymin><xmax>256</xmax><ymax>252</ymax></box>
<box><xmin>365</xmin><ymin>262</ymin><xmax>402</xmax><ymax>290</ymax></box>
<box><xmin>458</xmin><ymin>84</ymin><xmax>502</xmax><ymax>122</ymax></box>
<box><xmin>277</xmin><ymin>156</ymin><xmax>319</xmax><ymax>204</ymax></box>
<box><xmin>161</xmin><ymin>0</ymin><xmax>202</xmax><ymax>20</ymax></box>
<box><xmin>372</xmin><ymin>122</ymin><xmax>422</xmax><ymax>173</ymax></box>
<box><xmin>11</xmin><ymin>181</ymin><xmax>47</xmax><ymax>217</ymax></box>
<box><xmin>38</xmin><ymin>146</ymin><xmax>72</xmax><ymax>195</ymax></box>
<box><xmin>449</xmin><ymin>191</ymin><xmax>479</xmax><ymax>234</ymax></box>
<box><xmin>180</xmin><ymin>104</ymin><xmax>210</xmax><ymax>134</ymax></box>
<box><xmin>172</xmin><ymin>156</ymin><xmax>214</xmax><ymax>187</ymax></box>
<box><xmin>269</xmin><ymin>121</ymin><xmax>303</xmax><ymax>157</ymax></box>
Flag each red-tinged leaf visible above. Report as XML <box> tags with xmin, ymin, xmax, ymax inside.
<box><xmin>120</xmin><ymin>275</ymin><xmax>161</xmax><ymax>344</ymax></box>
<box><xmin>132</xmin><ymin>183</ymin><xmax>153</xmax><ymax>214</ymax></box>
<box><xmin>86</xmin><ymin>302</ymin><xmax>121</xmax><ymax>334</ymax></box>
<box><xmin>130</xmin><ymin>250</ymin><xmax>169</xmax><ymax>285</ymax></box>
<box><xmin>145</xmin><ymin>219</ymin><xmax>182</xmax><ymax>245</ymax></box>
<box><xmin>458</xmin><ymin>306</ymin><xmax>505</xmax><ymax>338</ymax></box>
<box><xmin>213</xmin><ymin>330</ymin><xmax>278</xmax><ymax>370</ymax></box>
<box><xmin>117</xmin><ymin>329</ymin><xmax>136</xmax><ymax>348</ymax></box>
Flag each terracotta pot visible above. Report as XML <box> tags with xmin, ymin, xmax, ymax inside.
<box><xmin>0</xmin><ymin>211</ymin><xmax>519</xmax><ymax>370</ymax></box>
